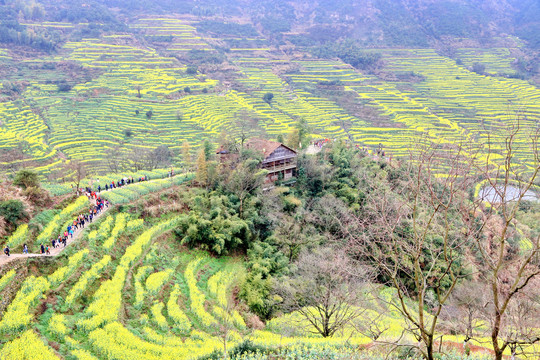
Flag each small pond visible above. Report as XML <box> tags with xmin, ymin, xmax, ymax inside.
<box><xmin>478</xmin><ymin>185</ymin><xmax>538</xmax><ymax>203</ymax></box>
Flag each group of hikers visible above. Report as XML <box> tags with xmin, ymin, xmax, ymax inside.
<box><xmin>39</xmin><ymin>196</ymin><xmax>109</xmax><ymax>255</ymax></box>
<box><xmin>3</xmin><ymin>193</ymin><xmax>109</xmax><ymax>257</ymax></box>
<box><xmin>312</xmin><ymin>138</ymin><xmax>331</xmax><ymax>148</ymax></box>
<box><xmin>4</xmin><ymin>172</ymin><xmax>158</xmax><ymax>258</ymax></box>
<box><xmin>3</xmin><ymin>171</ymin><xmax>166</xmax><ymax>259</ymax></box>
<box><xmin>78</xmin><ymin>175</ymin><xmax>151</xmax><ymax>196</ymax></box>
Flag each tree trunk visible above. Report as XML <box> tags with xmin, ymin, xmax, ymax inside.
<box><xmin>492</xmin><ymin>310</ymin><xmax>503</xmax><ymax>360</ymax></box>
<box><xmin>426</xmin><ymin>335</ymin><xmax>434</xmax><ymax>360</ymax></box>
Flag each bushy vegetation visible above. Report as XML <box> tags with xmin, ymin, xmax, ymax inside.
<box><xmin>0</xmin><ymin>20</ymin><xmax>60</xmax><ymax>52</ymax></box>
<box><xmin>197</xmin><ymin>20</ymin><xmax>258</xmax><ymax>37</ymax></box>
<box><xmin>311</xmin><ymin>40</ymin><xmax>382</xmax><ymax>70</ymax></box>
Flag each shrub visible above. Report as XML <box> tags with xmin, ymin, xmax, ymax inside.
<box><xmin>13</xmin><ymin>170</ymin><xmax>40</xmax><ymax>189</ymax></box>
<box><xmin>175</xmin><ymin>211</ymin><xmax>250</xmax><ymax>255</ymax></box>
<box><xmin>239</xmin><ymin>242</ymin><xmax>288</xmax><ymax>319</ymax></box>
<box><xmin>472</xmin><ymin>62</ymin><xmax>486</xmax><ymax>74</ymax></box>
<box><xmin>0</xmin><ymin>200</ymin><xmax>26</xmax><ymax>225</ymax></box>
<box><xmin>229</xmin><ymin>340</ymin><xmax>269</xmax><ymax>357</ymax></box>
<box><xmin>57</xmin><ymin>82</ymin><xmax>72</xmax><ymax>92</ymax></box>
<box><xmin>186</xmin><ymin>66</ymin><xmax>198</xmax><ymax>75</ymax></box>
<box><xmin>263</xmin><ymin>92</ymin><xmax>274</xmax><ymax>104</ymax></box>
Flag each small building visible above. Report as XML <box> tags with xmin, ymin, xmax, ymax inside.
<box><xmin>244</xmin><ymin>139</ymin><xmax>297</xmax><ymax>184</ymax></box>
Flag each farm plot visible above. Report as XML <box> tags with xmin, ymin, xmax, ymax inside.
<box><xmin>132</xmin><ymin>18</ymin><xmax>213</xmax><ymax>53</ymax></box>
<box><xmin>0</xmin><ymin>210</ymin><xmax>375</xmax><ymax>360</ymax></box>
<box><xmin>233</xmin><ymin>64</ymin><xmax>370</xmax><ymax>139</ymax></box>
<box><xmin>455</xmin><ymin>47</ymin><xmax>516</xmax><ymax>74</ymax></box>
<box><xmin>41</xmin><ymin>92</ymin><xmax>271</xmax><ymax>171</ymax></box>
<box><xmin>381</xmin><ymin>48</ymin><xmax>540</xmax><ymax>170</ymax></box>
<box><xmin>278</xmin><ymin>59</ymin><xmax>423</xmax><ymax>158</ymax></box>
<box><xmin>0</xmin><ymin>100</ymin><xmax>55</xmax><ymax>165</ymax></box>
<box><xmin>63</xmin><ymin>39</ymin><xmax>177</xmax><ymax>69</ymax></box>
<box><xmin>20</xmin><ymin>35</ymin><xmax>222</xmax><ymax>171</ymax></box>
<box><xmin>270</xmin><ymin>52</ymin><xmax>540</xmax><ymax>170</ymax></box>
<box><xmin>1</xmin><ymin>17</ymin><xmax>536</xmax><ymax>178</ymax></box>
<box><xmin>0</xmin><ymin>48</ymin><xmax>9</xmax><ymax>59</ymax></box>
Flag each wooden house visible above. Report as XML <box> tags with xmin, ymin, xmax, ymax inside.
<box><xmin>245</xmin><ymin>139</ymin><xmax>297</xmax><ymax>184</ymax></box>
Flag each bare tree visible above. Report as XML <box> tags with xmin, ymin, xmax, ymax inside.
<box><xmin>234</xmin><ymin>110</ymin><xmax>264</xmax><ymax>148</ymax></box>
<box><xmin>271</xmin><ymin>209</ymin><xmax>322</xmax><ymax>262</ymax></box>
<box><xmin>66</xmin><ymin>160</ymin><xmax>88</xmax><ymax>195</ymax></box>
<box><xmin>442</xmin><ymin>281</ymin><xmax>485</xmax><ymax>351</ymax></box>
<box><xmin>467</xmin><ymin>119</ymin><xmax>540</xmax><ymax>360</ymax></box>
<box><xmin>148</xmin><ymin>145</ymin><xmax>172</xmax><ymax>170</ymax></box>
<box><xmin>208</xmin><ymin>301</ymin><xmax>242</xmax><ymax>360</ymax></box>
<box><xmin>215</xmin><ymin>308</ymin><xmax>236</xmax><ymax>360</ymax></box>
<box><xmin>104</xmin><ymin>146</ymin><xmax>126</xmax><ymax>173</ymax></box>
<box><xmin>496</xmin><ymin>286</ymin><xmax>540</xmax><ymax>360</ymax></box>
<box><xmin>134</xmin><ymin>85</ymin><xmax>142</xmax><ymax>98</ymax></box>
<box><xmin>351</xmin><ymin>304</ymin><xmax>390</xmax><ymax>342</ymax></box>
<box><xmin>348</xmin><ymin>116</ymin><xmax>540</xmax><ymax>360</ymax></box>
<box><xmin>126</xmin><ymin>146</ymin><xmax>148</xmax><ymax>171</ymax></box>
<box><xmin>276</xmin><ymin>247</ymin><xmax>370</xmax><ymax>338</ymax></box>
<box><xmin>349</xmin><ymin>137</ymin><xmax>479</xmax><ymax>360</ymax></box>
<box><xmin>125</xmin><ymin>144</ymin><xmax>171</xmax><ymax>172</ymax></box>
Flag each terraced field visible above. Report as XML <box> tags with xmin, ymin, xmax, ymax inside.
<box><xmin>0</xmin><ymin>185</ymin><xmax>369</xmax><ymax>359</ymax></box>
<box><xmin>1</xmin><ymin>178</ymin><xmax>523</xmax><ymax>359</ymax></box>
<box><xmin>0</xmin><ymin>17</ymin><xmax>538</xmax><ymax>177</ymax></box>
<box><xmin>134</xmin><ymin>18</ymin><xmax>213</xmax><ymax>53</ymax></box>
<box><xmin>0</xmin><ymin>201</ymin><xmax>446</xmax><ymax>360</ymax></box>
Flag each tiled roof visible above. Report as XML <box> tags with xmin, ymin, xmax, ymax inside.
<box><xmin>245</xmin><ymin>138</ymin><xmax>284</xmax><ymax>159</ymax></box>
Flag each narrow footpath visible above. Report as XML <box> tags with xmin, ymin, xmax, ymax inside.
<box><xmin>1</xmin><ymin>173</ymin><xmax>182</xmax><ymax>269</ymax></box>
<box><xmin>0</xmin><ymin>199</ymin><xmax>109</xmax><ymax>268</ymax></box>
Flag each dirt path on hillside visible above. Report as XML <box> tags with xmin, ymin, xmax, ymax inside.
<box><xmin>1</xmin><ymin>175</ymin><xmax>187</xmax><ymax>269</ymax></box>
<box><xmin>0</xmin><ymin>199</ymin><xmax>110</xmax><ymax>268</ymax></box>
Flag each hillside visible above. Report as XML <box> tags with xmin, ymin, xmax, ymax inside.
<box><xmin>1</xmin><ymin>138</ymin><xmax>540</xmax><ymax>359</ymax></box>
<box><xmin>1</xmin><ymin>1</ymin><xmax>540</xmax><ymax>360</ymax></box>
<box><xmin>0</xmin><ymin>0</ymin><xmax>538</xmax><ymax>178</ymax></box>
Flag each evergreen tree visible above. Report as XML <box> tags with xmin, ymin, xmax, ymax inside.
<box><xmin>296</xmin><ymin>118</ymin><xmax>310</xmax><ymax>148</ymax></box>
<box><xmin>203</xmin><ymin>139</ymin><xmax>213</xmax><ymax>160</ymax></box>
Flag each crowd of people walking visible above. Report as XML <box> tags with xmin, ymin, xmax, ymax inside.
<box><xmin>2</xmin><ymin>170</ymin><xmax>170</xmax><ymax>260</ymax></box>
<box><xmin>37</xmin><ymin>196</ymin><xmax>109</xmax><ymax>255</ymax></box>
<box><xmin>87</xmin><ymin>175</ymin><xmax>151</xmax><ymax>195</ymax></box>
<box><xmin>3</xmin><ymin>192</ymin><xmax>109</xmax><ymax>257</ymax></box>
<box><xmin>3</xmin><ymin>172</ymin><xmax>165</xmax><ymax>258</ymax></box>
<box><xmin>74</xmin><ymin>175</ymin><xmax>152</xmax><ymax>197</ymax></box>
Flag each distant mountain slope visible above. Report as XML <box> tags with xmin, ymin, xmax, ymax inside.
<box><xmin>0</xmin><ymin>0</ymin><xmax>538</xmax><ymax>177</ymax></box>
<box><xmin>0</xmin><ymin>0</ymin><xmax>538</xmax><ymax>50</ymax></box>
